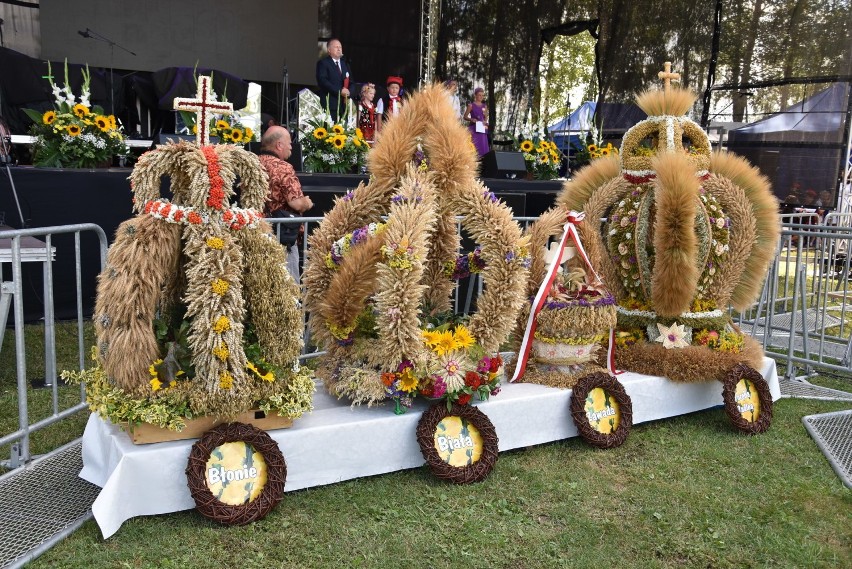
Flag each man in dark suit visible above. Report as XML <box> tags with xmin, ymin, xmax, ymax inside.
<box><xmin>316</xmin><ymin>38</ymin><xmax>351</xmax><ymax>122</ymax></box>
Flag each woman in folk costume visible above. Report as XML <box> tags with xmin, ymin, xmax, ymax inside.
<box><xmin>377</xmin><ymin>76</ymin><xmax>405</xmax><ymax>128</ymax></box>
<box><xmin>358</xmin><ymin>83</ymin><xmax>379</xmax><ymax>145</ymax></box>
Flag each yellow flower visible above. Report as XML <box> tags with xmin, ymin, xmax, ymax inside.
<box><xmin>539</xmin><ymin>154</ymin><xmax>549</xmax><ymax>163</ymax></box>
<box><xmin>398</xmin><ymin>368</ymin><xmax>418</xmax><ymax>393</ymax></box>
<box><xmin>148</xmin><ymin>358</ymin><xmax>163</xmax><ymax>378</ymax></box>
<box><xmin>452</xmin><ymin>325</ymin><xmax>475</xmax><ymax>350</ymax></box>
<box><xmin>42</xmin><ymin>110</ymin><xmax>57</xmax><ymax>125</ymax></box>
<box><xmin>219</xmin><ymin>371</ymin><xmax>234</xmax><ymax>390</ymax></box>
<box><xmin>313</xmin><ymin>127</ymin><xmax>328</xmax><ymax>139</ymax></box>
<box><xmin>94</xmin><ymin>115</ymin><xmax>110</xmax><ymax>131</ymax></box>
<box><xmin>520</xmin><ymin>140</ymin><xmax>533</xmax><ymax>152</ymax></box>
<box><xmin>331</xmin><ymin>135</ymin><xmax>346</xmax><ymax>149</ymax></box>
<box><xmin>246</xmin><ymin>361</ymin><xmax>274</xmax><ymax>382</ymax></box>
<box><xmin>549</xmin><ymin>151</ymin><xmax>559</xmax><ymax>161</ymax></box>
<box><xmin>353</xmin><ymin>137</ymin><xmax>362</xmax><ymax>147</ymax></box>
<box><xmin>601</xmin><ymin>148</ymin><xmax>611</xmax><ymax>156</ymax></box>
<box><xmin>67</xmin><ymin>124</ymin><xmax>81</xmax><ymax>136</ymax></box>
<box><xmin>216</xmin><ymin>120</ymin><xmax>229</xmax><ymax>130</ymax></box>
<box><xmin>211</xmin><ymin>278</ymin><xmax>229</xmax><ymax>295</ymax></box>
<box><xmin>192</xmin><ymin>124</ymin><xmax>198</xmax><ymax>134</ymax></box>
<box><xmin>588</xmin><ymin>144</ymin><xmax>598</xmax><ymax>152</ymax></box>
<box><xmin>72</xmin><ymin>104</ymin><xmax>89</xmax><ymax>118</ymax></box>
<box><xmin>230</xmin><ymin>128</ymin><xmax>244</xmax><ymax>142</ymax></box>
<box><xmin>150</xmin><ymin>378</ymin><xmax>163</xmax><ymax>392</ymax></box>
<box><xmin>422</xmin><ymin>329</ymin><xmax>440</xmax><ymax>348</ymax></box>
<box><xmin>212</xmin><ymin>315</ymin><xmax>231</xmax><ymax>333</ymax></box>
<box><xmin>332</xmin><ymin>124</ymin><xmax>345</xmax><ymax>134</ymax></box>
<box><xmin>108</xmin><ymin>115</ymin><xmax>117</xmax><ymax>129</ymax></box>
<box><xmin>355</xmin><ymin>127</ymin><xmax>364</xmax><ymax>139</ymax></box>
<box><xmin>550</xmin><ymin>141</ymin><xmax>558</xmax><ymax>151</ymax></box>
<box><xmin>244</xmin><ymin>127</ymin><xmax>253</xmax><ymax>141</ymax></box>
<box><xmin>206</xmin><ymin>236</ymin><xmax>224</xmax><ymax>249</ymax></box>
<box><xmin>433</xmin><ymin>330</ymin><xmax>457</xmax><ymax>356</ymax></box>
<box><xmin>220</xmin><ymin>132</ymin><xmax>231</xmax><ymax>142</ymax></box>
<box><xmin>212</xmin><ymin>343</ymin><xmax>230</xmax><ymax>361</ymax></box>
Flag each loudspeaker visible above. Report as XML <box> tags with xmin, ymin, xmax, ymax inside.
<box><xmin>481</xmin><ymin>150</ymin><xmax>527</xmax><ymax>179</ymax></box>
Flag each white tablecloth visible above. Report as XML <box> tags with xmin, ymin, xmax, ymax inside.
<box><xmin>81</xmin><ymin>357</ymin><xmax>779</xmax><ymax>538</ymax></box>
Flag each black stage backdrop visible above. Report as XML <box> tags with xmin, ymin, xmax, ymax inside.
<box><xmin>329</xmin><ymin>0</ymin><xmax>421</xmax><ymax>99</ymax></box>
<box><xmin>0</xmin><ymin>167</ymin><xmax>559</xmax><ymax>321</ymax></box>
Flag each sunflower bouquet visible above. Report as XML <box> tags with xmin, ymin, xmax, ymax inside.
<box><xmin>300</xmin><ymin>118</ymin><xmax>368</xmax><ymax>174</ymax></box>
<box><xmin>24</xmin><ymin>61</ymin><xmax>127</xmax><ymax>169</ymax></box>
<box><xmin>517</xmin><ymin>131</ymin><xmax>562</xmax><ymax>180</ymax></box>
<box><xmin>178</xmin><ymin>112</ymin><xmax>255</xmax><ymax>145</ymax></box>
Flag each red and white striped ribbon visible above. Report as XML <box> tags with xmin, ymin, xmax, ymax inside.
<box><xmin>510</xmin><ymin>211</ymin><xmax>617</xmax><ymax>382</ymax></box>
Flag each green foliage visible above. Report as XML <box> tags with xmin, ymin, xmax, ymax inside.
<box><xmin>300</xmin><ymin>117</ymin><xmax>368</xmax><ymax>174</ymax></box>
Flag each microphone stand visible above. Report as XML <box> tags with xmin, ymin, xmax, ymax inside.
<box><xmin>79</xmin><ymin>27</ymin><xmax>137</xmax><ymax>115</ymax></box>
<box><xmin>281</xmin><ymin>62</ymin><xmax>289</xmax><ymax>127</ymax></box>
<box><xmin>1</xmin><ymin>137</ymin><xmax>26</xmax><ymax>227</ymax></box>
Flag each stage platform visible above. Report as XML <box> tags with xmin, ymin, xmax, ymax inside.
<box><xmin>80</xmin><ymin>357</ymin><xmax>780</xmax><ymax>538</ymax></box>
<box><xmin>0</xmin><ymin>166</ymin><xmax>562</xmax><ymax>320</ymax></box>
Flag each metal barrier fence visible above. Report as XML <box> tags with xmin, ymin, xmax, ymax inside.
<box><xmin>0</xmin><ymin>224</ymin><xmax>107</xmax><ymax>469</ymax></box>
<box><xmin>737</xmin><ymin>216</ymin><xmax>852</xmax><ymax>381</ymax></box>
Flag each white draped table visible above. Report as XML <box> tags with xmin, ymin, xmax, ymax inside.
<box><xmin>81</xmin><ymin>357</ymin><xmax>779</xmax><ymax>538</ymax></box>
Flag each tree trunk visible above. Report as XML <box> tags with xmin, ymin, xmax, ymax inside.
<box><xmin>732</xmin><ymin>0</ymin><xmax>763</xmax><ymax>122</ymax></box>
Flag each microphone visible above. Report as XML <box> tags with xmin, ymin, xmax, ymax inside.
<box><xmin>77</xmin><ymin>30</ymin><xmax>90</xmax><ymax>38</ymax></box>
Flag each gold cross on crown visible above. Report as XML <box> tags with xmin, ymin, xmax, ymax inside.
<box><xmin>658</xmin><ymin>62</ymin><xmax>681</xmax><ymax>94</ymax></box>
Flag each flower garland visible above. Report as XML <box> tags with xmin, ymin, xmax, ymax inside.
<box><xmin>144</xmin><ymin>199</ymin><xmax>263</xmax><ymax>231</ymax></box>
<box><xmin>325</xmin><ymin>222</ymin><xmax>386</xmax><ymax>269</ymax></box>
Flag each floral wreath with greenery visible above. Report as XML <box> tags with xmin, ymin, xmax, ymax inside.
<box><xmin>303</xmin><ymin>85</ymin><xmax>530</xmax><ymax>413</ymax></box>
<box><xmin>301</xmin><ymin>120</ymin><xmax>368</xmax><ymax>174</ymax></box>
<box><xmin>517</xmin><ymin>133</ymin><xmax>562</xmax><ymax>180</ymax></box>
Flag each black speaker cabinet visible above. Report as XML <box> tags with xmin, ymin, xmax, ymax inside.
<box><xmin>481</xmin><ymin>150</ymin><xmax>528</xmax><ymax>179</ymax></box>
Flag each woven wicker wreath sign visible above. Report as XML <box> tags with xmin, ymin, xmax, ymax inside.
<box><xmin>304</xmin><ymin>85</ymin><xmax>529</xmax><ymax>413</ymax></box>
<box><xmin>416</xmin><ymin>403</ymin><xmax>499</xmax><ymax>483</ymax></box>
<box><xmin>721</xmin><ymin>363</ymin><xmax>773</xmax><ymax>434</ymax></box>
<box><xmin>186</xmin><ymin>422</ymin><xmax>287</xmax><ymax>524</ymax></box>
<box><xmin>569</xmin><ymin>372</ymin><xmax>633</xmax><ymax>449</ymax></box>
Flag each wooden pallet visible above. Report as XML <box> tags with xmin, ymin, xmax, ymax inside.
<box><xmin>126</xmin><ymin>409</ymin><xmax>292</xmax><ymax>444</ymax></box>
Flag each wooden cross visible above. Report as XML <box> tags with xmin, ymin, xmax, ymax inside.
<box><xmin>658</xmin><ymin>61</ymin><xmax>681</xmax><ymax>94</ymax></box>
<box><xmin>173</xmin><ymin>75</ymin><xmax>233</xmax><ymax>145</ymax></box>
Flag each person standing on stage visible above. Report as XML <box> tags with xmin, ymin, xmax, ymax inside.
<box><xmin>464</xmin><ymin>87</ymin><xmax>490</xmax><ymax>157</ymax></box>
<box><xmin>258</xmin><ymin>125</ymin><xmax>314</xmax><ymax>283</ymax></box>
<box><xmin>316</xmin><ymin>38</ymin><xmax>351</xmax><ymax>123</ymax></box>
<box><xmin>377</xmin><ymin>76</ymin><xmax>405</xmax><ymax>129</ymax></box>
<box><xmin>358</xmin><ymin>83</ymin><xmax>378</xmax><ymax>145</ymax></box>
<box><xmin>443</xmin><ymin>79</ymin><xmax>462</xmax><ymax>121</ymax></box>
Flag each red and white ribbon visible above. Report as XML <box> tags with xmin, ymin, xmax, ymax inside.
<box><xmin>510</xmin><ymin>211</ymin><xmax>617</xmax><ymax>382</ymax></box>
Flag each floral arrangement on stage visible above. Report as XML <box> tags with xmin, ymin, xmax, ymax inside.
<box><xmin>516</xmin><ymin>128</ymin><xmax>562</xmax><ymax>180</ymax></box>
<box><xmin>300</xmin><ymin>118</ymin><xmax>368</xmax><ymax>174</ymax></box>
<box><xmin>549</xmin><ymin>73</ymin><xmax>781</xmax><ymax>384</ymax></box>
<box><xmin>67</xmin><ymin>89</ymin><xmax>316</xmax><ymax>433</ymax></box>
<box><xmin>24</xmin><ymin>61</ymin><xmax>127</xmax><ymax>169</ymax></box>
<box><xmin>178</xmin><ymin>111</ymin><xmax>255</xmax><ymax>145</ymax></box>
<box><xmin>303</xmin><ymin>85</ymin><xmax>530</xmax><ymax>414</ymax></box>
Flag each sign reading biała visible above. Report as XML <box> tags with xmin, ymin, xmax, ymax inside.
<box><xmin>584</xmin><ymin>387</ymin><xmax>621</xmax><ymax>434</ymax></box>
<box><xmin>734</xmin><ymin>377</ymin><xmax>761</xmax><ymax>423</ymax></box>
<box><xmin>205</xmin><ymin>441</ymin><xmax>268</xmax><ymax>505</ymax></box>
<box><xmin>433</xmin><ymin>416</ymin><xmax>483</xmax><ymax>467</ymax></box>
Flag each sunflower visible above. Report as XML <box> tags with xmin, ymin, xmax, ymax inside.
<box><xmin>95</xmin><ymin>115</ymin><xmax>110</xmax><ymax>131</ymax></box>
<box><xmin>539</xmin><ymin>154</ymin><xmax>549</xmax><ymax>163</ymax></box>
<box><xmin>313</xmin><ymin>127</ymin><xmax>328</xmax><ymax>139</ymax></box>
<box><xmin>108</xmin><ymin>115</ymin><xmax>117</xmax><ymax>129</ymax></box>
<box><xmin>353</xmin><ymin>137</ymin><xmax>362</xmax><ymax>147</ymax></box>
<box><xmin>549</xmin><ymin>151</ymin><xmax>559</xmax><ymax>161</ymax></box>
<box><xmin>72</xmin><ymin>104</ymin><xmax>89</xmax><ymax>118</ymax></box>
<box><xmin>452</xmin><ymin>325</ymin><xmax>475</xmax><ymax>350</ymax></box>
<box><xmin>42</xmin><ymin>110</ymin><xmax>56</xmax><ymax>125</ymax></box>
<box><xmin>230</xmin><ymin>128</ymin><xmax>244</xmax><ymax>142</ymax></box>
<box><xmin>244</xmin><ymin>127</ymin><xmax>253</xmax><ymax>141</ymax></box>
<box><xmin>601</xmin><ymin>148</ymin><xmax>611</xmax><ymax>156</ymax></box>
<box><xmin>397</xmin><ymin>368</ymin><xmax>418</xmax><ymax>393</ymax></box>
<box><xmin>331</xmin><ymin>135</ymin><xmax>346</xmax><ymax>149</ymax></box>
<box><xmin>216</xmin><ymin>119</ymin><xmax>229</xmax><ymax>130</ymax></box>
<box><xmin>355</xmin><ymin>127</ymin><xmax>364</xmax><ymax>139</ymax></box>
<box><xmin>520</xmin><ymin>140</ymin><xmax>534</xmax><ymax>152</ymax></box>
<box><xmin>433</xmin><ymin>330</ymin><xmax>457</xmax><ymax>356</ymax></box>
<box><xmin>550</xmin><ymin>141</ymin><xmax>558</xmax><ymax>151</ymax></box>
<box><xmin>588</xmin><ymin>144</ymin><xmax>598</xmax><ymax>152</ymax></box>
<box><xmin>67</xmin><ymin>124</ymin><xmax>81</xmax><ymax>136</ymax></box>
<box><xmin>422</xmin><ymin>329</ymin><xmax>441</xmax><ymax>348</ymax></box>
<box><xmin>332</xmin><ymin>124</ymin><xmax>345</xmax><ymax>135</ymax></box>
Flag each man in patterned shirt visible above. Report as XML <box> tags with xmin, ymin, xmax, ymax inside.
<box><xmin>258</xmin><ymin>125</ymin><xmax>313</xmax><ymax>282</ymax></box>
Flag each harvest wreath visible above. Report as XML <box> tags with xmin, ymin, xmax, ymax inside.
<box><xmin>303</xmin><ymin>85</ymin><xmax>530</xmax><ymax>413</ymax></box>
<box><xmin>66</xmin><ymin>79</ymin><xmax>314</xmax><ymax>440</ymax></box>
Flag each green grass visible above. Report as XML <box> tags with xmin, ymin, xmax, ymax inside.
<box><xmin>28</xmin><ymin>396</ymin><xmax>851</xmax><ymax>569</ymax></box>
<box><xmin>3</xmin><ymin>322</ymin><xmax>851</xmax><ymax>567</ymax></box>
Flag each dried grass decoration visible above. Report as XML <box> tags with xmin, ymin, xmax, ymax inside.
<box><xmin>186</xmin><ymin>422</ymin><xmax>286</xmax><ymax>524</ymax></box>
<box><xmin>303</xmin><ymin>84</ymin><xmax>530</xmax><ymax>413</ymax></box>
<box><xmin>416</xmin><ymin>402</ymin><xmax>499</xmax><ymax>484</ymax></box>
<box><xmin>554</xmin><ymin>64</ymin><xmax>781</xmax><ymax>401</ymax></box>
<box><xmin>88</xmin><ymin>116</ymin><xmax>314</xmax><ymax>433</ymax></box>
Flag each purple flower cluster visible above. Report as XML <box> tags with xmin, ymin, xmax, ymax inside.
<box><xmin>483</xmin><ymin>190</ymin><xmax>498</xmax><ymax>203</ymax></box>
<box><xmin>342</xmin><ymin>190</ymin><xmax>354</xmax><ymax>202</ymax></box>
<box><xmin>445</xmin><ymin>247</ymin><xmax>485</xmax><ymax>280</ymax></box>
<box><xmin>542</xmin><ymin>292</ymin><xmax>616</xmax><ymax>310</ymax></box>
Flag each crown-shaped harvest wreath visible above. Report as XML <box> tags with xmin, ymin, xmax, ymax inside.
<box><xmin>303</xmin><ymin>85</ymin><xmax>530</xmax><ymax>413</ymax></box>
